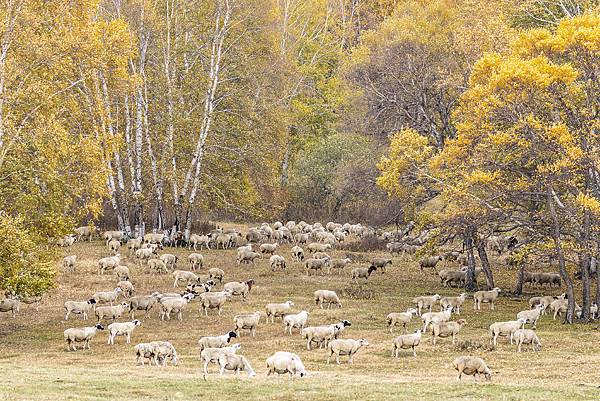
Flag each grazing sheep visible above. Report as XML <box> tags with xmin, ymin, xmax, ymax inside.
<box><xmin>307</xmin><ymin>243</ymin><xmax>331</xmax><ymax>253</ymax></box>
<box><xmin>152</xmin><ymin>341</ymin><xmax>178</xmax><ymax>366</ymax></box>
<box><xmin>64</xmin><ymin>299</ymin><xmax>96</xmax><ymax>320</ymax></box>
<box><xmin>237</xmin><ymin>250</ymin><xmax>261</xmax><ymax>266</ymax></box>
<box><xmin>113</xmin><ymin>265</ymin><xmax>130</xmax><ymax>281</ymax></box>
<box><xmin>95</xmin><ymin>302</ymin><xmax>129</xmax><ymax>322</ymax></box>
<box><xmin>63</xmin><ymin>255</ymin><xmax>77</xmax><ymax>273</ymax></box>
<box><xmin>260</xmin><ymin>243</ymin><xmax>279</xmax><ymax>256</ymax></box>
<box><xmin>312</xmin><ymin>251</ymin><xmax>331</xmax><ymax>261</ymax></box>
<box><xmin>223</xmin><ymin>280</ymin><xmax>254</xmax><ymax>301</ymax></box>
<box><xmin>473</xmin><ymin>287</ymin><xmax>502</xmax><ymax>310</ymax></box>
<box><xmin>269</xmin><ymin>255</ymin><xmax>287</xmax><ymax>271</ymax></box>
<box><xmin>107</xmin><ymin>320</ymin><xmax>141</xmax><ymax>344</ymax></box>
<box><xmin>198</xmin><ymin>291</ymin><xmax>233</xmax><ymax>316</ymax></box>
<box><xmin>489</xmin><ymin>318</ymin><xmax>527</xmax><ymax>346</ymax></box>
<box><xmin>117</xmin><ymin>281</ymin><xmax>135</xmax><ymax>297</ymax></box>
<box><xmin>128</xmin><ymin>293</ymin><xmax>161</xmax><ymax>319</ymax></box>
<box><xmin>160</xmin><ymin>253</ymin><xmax>178</xmax><ymax>270</ymax></box>
<box><xmin>148</xmin><ymin>258</ymin><xmax>169</xmax><ymax>274</ymax></box>
<box><xmin>549</xmin><ymin>298</ymin><xmax>581</xmax><ymax>320</ymax></box>
<box><xmin>198</xmin><ymin>331</ymin><xmax>238</xmax><ymax>352</ymax></box>
<box><xmin>208</xmin><ymin>267</ymin><xmax>225</xmax><ymax>283</ymax></box>
<box><xmin>534</xmin><ymin>272</ymin><xmax>561</xmax><ymax>287</ymax></box>
<box><xmin>143</xmin><ymin>233</ymin><xmax>165</xmax><ymax>247</ymax></box>
<box><xmin>302</xmin><ymin>321</ymin><xmax>351</xmax><ymax>350</ymax></box>
<box><xmin>93</xmin><ymin>288</ymin><xmax>122</xmax><ymax>305</ymax></box>
<box><xmin>351</xmin><ymin>266</ymin><xmax>377</xmax><ymax>282</ymax></box>
<box><xmin>413</xmin><ymin>294</ymin><xmax>441</xmax><ymax>315</ymax></box>
<box><xmin>529</xmin><ymin>295</ymin><xmax>560</xmax><ymax>315</ymax></box>
<box><xmin>173</xmin><ymin>270</ymin><xmax>200</xmax><ymax>287</ymax></box>
<box><xmin>64</xmin><ymin>324</ymin><xmax>104</xmax><ymax>351</ymax></box>
<box><xmin>516</xmin><ymin>304</ymin><xmax>544</xmax><ymax>328</ymax></box>
<box><xmin>189</xmin><ymin>234</ymin><xmax>210</xmax><ymax>251</ymax></box>
<box><xmin>440</xmin><ymin>293</ymin><xmax>468</xmax><ymax>315</ymax></box>
<box><xmin>421</xmin><ymin>307</ymin><xmax>453</xmax><ymax>332</ymax></box>
<box><xmin>200</xmin><ymin>344</ymin><xmax>241</xmax><ymax>374</ymax></box>
<box><xmin>20</xmin><ymin>295</ymin><xmax>42</xmax><ymax>311</ymax></box>
<box><xmin>98</xmin><ymin>255</ymin><xmax>121</xmax><ymax>274</ymax></box>
<box><xmin>294</xmin><ymin>233</ymin><xmax>309</xmax><ymax>244</ymax></box>
<box><xmin>218</xmin><ymin>353</ymin><xmax>256</xmax><ymax>377</ymax></box>
<box><xmin>392</xmin><ymin>330</ymin><xmax>422</xmax><ymax>357</ymax></box>
<box><xmin>104</xmin><ymin>230</ymin><xmax>125</xmax><ymax>245</ymax></box>
<box><xmin>370</xmin><ymin>258</ymin><xmax>392</xmax><ymax>273</ymax></box>
<box><xmin>58</xmin><ymin>234</ymin><xmax>76</xmax><ymax>247</ymax></box>
<box><xmin>265</xmin><ymin>300</ymin><xmax>294</xmax><ymax>323</ymax></box>
<box><xmin>419</xmin><ymin>256</ymin><xmax>442</xmax><ymax>273</ymax></box>
<box><xmin>386</xmin><ymin>308</ymin><xmax>418</xmax><ymax>333</ymax></box>
<box><xmin>127</xmin><ymin>237</ymin><xmax>143</xmax><ymax>254</ymax></box>
<box><xmin>305</xmin><ymin>258</ymin><xmax>331</xmax><ymax>275</ymax></box>
<box><xmin>74</xmin><ymin>225</ymin><xmax>96</xmax><ymax>242</ymax></box>
<box><xmin>188</xmin><ymin>253</ymin><xmax>204</xmax><ymax>270</ymax></box>
<box><xmin>386</xmin><ymin>242</ymin><xmax>404</xmax><ymax>256</ymax></box>
<box><xmin>0</xmin><ymin>298</ymin><xmax>21</xmax><ymax>317</ymax></box>
<box><xmin>514</xmin><ymin>328</ymin><xmax>542</xmax><ymax>352</ymax></box>
<box><xmin>233</xmin><ymin>311</ymin><xmax>261</xmax><ymax>337</ymax></box>
<box><xmin>283</xmin><ymin>311</ymin><xmax>309</xmax><ymax>335</ymax></box>
<box><xmin>431</xmin><ymin>319</ymin><xmax>466</xmax><ymax>345</ymax></box>
<box><xmin>442</xmin><ymin>270</ymin><xmax>467</xmax><ymax>288</ymax></box>
<box><xmin>266</xmin><ymin>351</ymin><xmax>307</xmax><ymax>378</ymax></box>
<box><xmin>453</xmin><ymin>356</ymin><xmax>491</xmax><ymax>381</ymax></box>
<box><xmin>330</xmin><ymin>258</ymin><xmax>352</xmax><ymax>274</ymax></box>
<box><xmin>314</xmin><ymin>290</ymin><xmax>341</xmax><ymax>309</ymax></box>
<box><xmin>291</xmin><ymin>246</ymin><xmax>305</xmax><ymax>262</ymax></box>
<box><xmin>327</xmin><ymin>339</ymin><xmax>369</xmax><ymax>364</ymax></box>
<box><xmin>160</xmin><ymin>293</ymin><xmax>194</xmax><ymax>321</ymax></box>
<box><xmin>135</xmin><ymin>342</ymin><xmax>158</xmax><ymax>365</ymax></box>
<box><xmin>135</xmin><ymin>248</ymin><xmax>154</xmax><ymax>265</ymax></box>
<box><xmin>108</xmin><ymin>239</ymin><xmax>121</xmax><ymax>255</ymax></box>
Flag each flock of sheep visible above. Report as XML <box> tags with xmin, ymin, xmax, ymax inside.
<box><xmin>1</xmin><ymin>220</ymin><xmax>575</xmax><ymax>382</ymax></box>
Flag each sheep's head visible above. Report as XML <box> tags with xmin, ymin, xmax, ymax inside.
<box><xmin>95</xmin><ymin>324</ymin><xmax>105</xmax><ymax>330</ymax></box>
<box><xmin>227</xmin><ymin>331</ymin><xmax>238</xmax><ymax>339</ymax></box>
<box><xmin>407</xmin><ymin>308</ymin><xmax>418</xmax><ymax>315</ymax></box>
<box><xmin>286</xmin><ymin>300</ymin><xmax>294</xmax><ymax>307</ymax></box>
<box><xmin>120</xmin><ymin>302</ymin><xmax>130</xmax><ymax>308</ymax></box>
<box><xmin>457</xmin><ymin>319</ymin><xmax>467</xmax><ymax>326</ymax></box>
<box><xmin>88</xmin><ymin>298</ymin><xmax>97</xmax><ymax>304</ymax></box>
<box><xmin>359</xmin><ymin>339</ymin><xmax>370</xmax><ymax>346</ymax></box>
<box><xmin>341</xmin><ymin>319</ymin><xmax>352</xmax><ymax>327</ymax></box>
<box><xmin>132</xmin><ymin>320</ymin><xmax>141</xmax><ymax>326</ymax></box>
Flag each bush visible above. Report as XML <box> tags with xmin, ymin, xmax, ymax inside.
<box><xmin>339</xmin><ymin>236</ymin><xmax>387</xmax><ymax>253</ymax></box>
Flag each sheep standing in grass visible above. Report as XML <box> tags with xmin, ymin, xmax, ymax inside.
<box><xmin>188</xmin><ymin>253</ymin><xmax>204</xmax><ymax>270</ymax></box>
<box><xmin>265</xmin><ymin>300</ymin><xmax>294</xmax><ymax>323</ymax></box>
<box><xmin>302</xmin><ymin>321</ymin><xmax>351</xmax><ymax>350</ymax></box>
<box><xmin>330</xmin><ymin>258</ymin><xmax>352</xmax><ymax>274</ymax></box>
<box><xmin>326</xmin><ymin>339</ymin><xmax>369</xmax><ymax>364</ymax></box>
<box><xmin>135</xmin><ymin>248</ymin><xmax>154</xmax><ymax>266</ymax></box>
<box><xmin>489</xmin><ymin>318</ymin><xmax>527</xmax><ymax>346</ymax></box>
<box><xmin>107</xmin><ymin>320</ymin><xmax>141</xmax><ymax>344</ymax></box>
<box><xmin>117</xmin><ymin>281</ymin><xmax>135</xmax><ymax>298</ymax></box>
<box><xmin>386</xmin><ymin>308</ymin><xmax>418</xmax><ymax>333</ymax></box>
<box><xmin>95</xmin><ymin>302</ymin><xmax>129</xmax><ymax>322</ymax></box>
<box><xmin>260</xmin><ymin>243</ymin><xmax>279</xmax><ymax>256</ymax></box>
<box><xmin>473</xmin><ymin>287</ymin><xmax>502</xmax><ymax>310</ymax></box>
<box><xmin>64</xmin><ymin>324</ymin><xmax>104</xmax><ymax>351</ymax></box>
<box><xmin>351</xmin><ymin>266</ymin><xmax>376</xmax><ymax>282</ymax></box>
<box><xmin>64</xmin><ymin>299</ymin><xmax>96</xmax><ymax>320</ymax></box>
<box><xmin>412</xmin><ymin>294</ymin><xmax>441</xmax><ymax>315</ymax></box>
<box><xmin>453</xmin><ymin>356</ymin><xmax>491</xmax><ymax>381</ymax></box>
<box><xmin>160</xmin><ymin>294</ymin><xmax>194</xmax><ymax>321</ymax></box>
<box><xmin>269</xmin><ymin>255</ymin><xmax>286</xmax><ymax>271</ymax></box>
<box><xmin>291</xmin><ymin>246</ymin><xmax>305</xmax><ymax>262</ymax></box>
<box><xmin>198</xmin><ymin>331</ymin><xmax>238</xmax><ymax>351</ymax></box>
<box><xmin>148</xmin><ymin>258</ymin><xmax>169</xmax><ymax>274</ymax></box>
<box><xmin>127</xmin><ymin>237</ymin><xmax>143</xmax><ymax>254</ymax></box>
<box><xmin>305</xmin><ymin>258</ymin><xmax>330</xmax><ymax>275</ymax></box>
<box><xmin>0</xmin><ymin>298</ymin><xmax>21</xmax><ymax>317</ymax></box>
<box><xmin>172</xmin><ymin>270</ymin><xmax>200</xmax><ymax>287</ymax></box>
<box><xmin>63</xmin><ymin>255</ymin><xmax>77</xmax><ymax>273</ymax></box>
<box><xmin>160</xmin><ymin>253</ymin><xmax>178</xmax><ymax>270</ymax></box>
<box><xmin>93</xmin><ymin>288</ymin><xmax>122</xmax><ymax>305</ymax></box>
<box><xmin>128</xmin><ymin>293</ymin><xmax>160</xmax><ymax>319</ymax></box>
<box><xmin>314</xmin><ymin>290</ymin><xmax>341</xmax><ymax>309</ymax></box>
<box><xmin>516</xmin><ymin>304</ymin><xmax>544</xmax><ymax>328</ymax></box>
<box><xmin>514</xmin><ymin>328</ymin><xmax>541</xmax><ymax>352</ymax></box>
<box><xmin>108</xmin><ymin>239</ymin><xmax>121</xmax><ymax>255</ymax></box>
<box><xmin>266</xmin><ymin>351</ymin><xmax>307</xmax><ymax>378</ymax></box>
<box><xmin>200</xmin><ymin>344</ymin><xmax>241</xmax><ymax>374</ymax></box>
<box><xmin>153</xmin><ymin>341</ymin><xmax>178</xmax><ymax>366</ymax></box>
<box><xmin>224</xmin><ymin>280</ymin><xmax>254</xmax><ymax>301</ymax></box>
<box><xmin>199</xmin><ymin>291</ymin><xmax>232</xmax><ymax>316</ymax></box>
<box><xmin>114</xmin><ymin>265</ymin><xmax>130</xmax><ymax>281</ymax></box>
<box><xmin>218</xmin><ymin>353</ymin><xmax>256</xmax><ymax>377</ymax></box>
<box><xmin>283</xmin><ymin>311</ymin><xmax>309</xmax><ymax>335</ymax></box>
<box><xmin>419</xmin><ymin>256</ymin><xmax>442</xmax><ymax>273</ymax></box>
<box><xmin>208</xmin><ymin>268</ymin><xmax>225</xmax><ymax>283</ymax></box>
<box><xmin>135</xmin><ymin>342</ymin><xmax>157</xmax><ymax>365</ymax></box>
<box><xmin>421</xmin><ymin>307</ymin><xmax>453</xmax><ymax>332</ymax></box>
<box><xmin>237</xmin><ymin>251</ymin><xmax>261</xmax><ymax>266</ymax></box>
<box><xmin>440</xmin><ymin>293</ymin><xmax>467</xmax><ymax>315</ymax></box>
<box><xmin>431</xmin><ymin>319</ymin><xmax>466</xmax><ymax>345</ymax></box>
<box><xmin>392</xmin><ymin>330</ymin><xmax>422</xmax><ymax>357</ymax></box>
<box><xmin>370</xmin><ymin>258</ymin><xmax>392</xmax><ymax>273</ymax></box>
<box><xmin>233</xmin><ymin>311</ymin><xmax>261</xmax><ymax>337</ymax></box>
<box><xmin>98</xmin><ymin>255</ymin><xmax>121</xmax><ymax>274</ymax></box>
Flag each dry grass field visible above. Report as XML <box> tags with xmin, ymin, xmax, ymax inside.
<box><xmin>1</xmin><ymin>226</ymin><xmax>600</xmax><ymax>401</ymax></box>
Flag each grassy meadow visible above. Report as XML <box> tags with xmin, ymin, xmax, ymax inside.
<box><xmin>1</xmin><ymin>227</ymin><xmax>599</xmax><ymax>401</ymax></box>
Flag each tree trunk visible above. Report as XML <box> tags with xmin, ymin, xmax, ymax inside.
<box><xmin>475</xmin><ymin>236</ymin><xmax>494</xmax><ymax>290</ymax></box>
<box><xmin>464</xmin><ymin>230</ymin><xmax>477</xmax><ymax>291</ymax></box>
<box><xmin>514</xmin><ymin>263</ymin><xmax>525</xmax><ymax>295</ymax></box>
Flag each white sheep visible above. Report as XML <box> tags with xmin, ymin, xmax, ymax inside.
<box><xmin>269</xmin><ymin>255</ymin><xmax>286</xmax><ymax>271</ymax></box>
<box><xmin>283</xmin><ymin>311</ymin><xmax>309</xmax><ymax>335</ymax></box>
<box><xmin>63</xmin><ymin>255</ymin><xmax>77</xmax><ymax>273</ymax></box>
<box><xmin>107</xmin><ymin>320</ymin><xmax>141</xmax><ymax>344</ymax></box>
<box><xmin>116</xmin><ymin>281</ymin><xmax>135</xmax><ymax>297</ymax></box>
<box><xmin>64</xmin><ymin>299</ymin><xmax>96</xmax><ymax>320</ymax></box>
<box><xmin>290</xmin><ymin>246</ymin><xmax>305</xmax><ymax>262</ymax></box>
<box><xmin>95</xmin><ymin>302</ymin><xmax>129</xmax><ymax>322</ymax></box>
<box><xmin>514</xmin><ymin>328</ymin><xmax>542</xmax><ymax>352</ymax></box>
<box><xmin>128</xmin><ymin>293</ymin><xmax>160</xmax><ymax>319</ymax></box>
<box><xmin>266</xmin><ymin>351</ymin><xmax>307</xmax><ymax>378</ymax></box>
<box><xmin>326</xmin><ymin>339</ymin><xmax>369</xmax><ymax>364</ymax></box>
<box><xmin>93</xmin><ymin>288</ymin><xmax>123</xmax><ymax>305</ymax></box>
<box><xmin>98</xmin><ymin>255</ymin><xmax>121</xmax><ymax>274</ymax></box>
<box><xmin>453</xmin><ymin>356</ymin><xmax>491</xmax><ymax>381</ymax></box>
<box><xmin>188</xmin><ymin>253</ymin><xmax>204</xmax><ymax>270</ymax></box>
<box><xmin>473</xmin><ymin>287</ymin><xmax>502</xmax><ymax>310</ymax></box>
<box><xmin>217</xmin><ymin>353</ymin><xmax>256</xmax><ymax>377</ymax></box>
<box><xmin>516</xmin><ymin>304</ymin><xmax>544</xmax><ymax>328</ymax></box>
<box><xmin>233</xmin><ymin>311</ymin><xmax>261</xmax><ymax>337</ymax></box>
<box><xmin>200</xmin><ymin>344</ymin><xmax>241</xmax><ymax>374</ymax></box>
<box><xmin>114</xmin><ymin>265</ymin><xmax>130</xmax><ymax>281</ymax></box>
<box><xmin>223</xmin><ymin>280</ymin><xmax>254</xmax><ymax>301</ymax></box>
<box><xmin>198</xmin><ymin>331</ymin><xmax>238</xmax><ymax>351</ymax></box>
<box><xmin>160</xmin><ymin>293</ymin><xmax>194</xmax><ymax>320</ymax></box>
<box><xmin>148</xmin><ymin>258</ymin><xmax>168</xmax><ymax>273</ymax></box>
<box><xmin>208</xmin><ymin>267</ymin><xmax>225</xmax><ymax>283</ymax></box>
<box><xmin>0</xmin><ymin>298</ymin><xmax>21</xmax><ymax>317</ymax></box>
<box><xmin>153</xmin><ymin>341</ymin><xmax>178</xmax><ymax>366</ymax></box>
<box><xmin>172</xmin><ymin>270</ymin><xmax>200</xmax><ymax>287</ymax></box>
<box><xmin>421</xmin><ymin>307</ymin><xmax>453</xmax><ymax>332</ymax></box>
<box><xmin>330</xmin><ymin>258</ymin><xmax>352</xmax><ymax>274</ymax></box>
<box><xmin>489</xmin><ymin>318</ymin><xmax>527</xmax><ymax>346</ymax></box>
<box><xmin>302</xmin><ymin>320</ymin><xmax>351</xmax><ymax>350</ymax></box>
<box><xmin>392</xmin><ymin>330</ymin><xmax>422</xmax><ymax>357</ymax></box>
<box><xmin>314</xmin><ymin>290</ymin><xmax>341</xmax><ymax>309</ymax></box>
<box><xmin>413</xmin><ymin>294</ymin><xmax>441</xmax><ymax>315</ymax></box>
<box><xmin>440</xmin><ymin>293</ymin><xmax>467</xmax><ymax>315</ymax></box>
<box><xmin>198</xmin><ymin>291</ymin><xmax>232</xmax><ymax>316</ymax></box>
<box><xmin>64</xmin><ymin>324</ymin><xmax>104</xmax><ymax>351</ymax></box>
<box><xmin>430</xmin><ymin>319</ymin><xmax>466</xmax><ymax>345</ymax></box>
<box><xmin>265</xmin><ymin>300</ymin><xmax>294</xmax><ymax>323</ymax></box>
<box><xmin>386</xmin><ymin>308</ymin><xmax>418</xmax><ymax>333</ymax></box>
